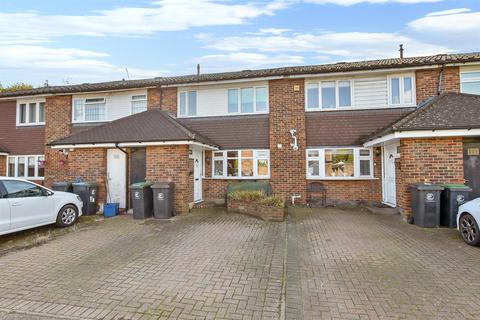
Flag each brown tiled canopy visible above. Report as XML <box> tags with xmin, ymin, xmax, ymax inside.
<box><xmin>2</xmin><ymin>52</ymin><xmax>480</xmax><ymax>98</ymax></box>
<box><xmin>49</xmin><ymin>109</ymin><xmax>217</xmax><ymax>147</ymax></box>
<box><xmin>367</xmin><ymin>93</ymin><xmax>480</xmax><ymax>142</ymax></box>
<box><xmin>306</xmin><ymin>108</ymin><xmax>414</xmax><ymax>147</ymax></box>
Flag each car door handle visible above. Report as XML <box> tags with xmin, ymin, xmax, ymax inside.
<box><xmin>11</xmin><ymin>202</ymin><xmax>21</xmax><ymax>207</ymax></box>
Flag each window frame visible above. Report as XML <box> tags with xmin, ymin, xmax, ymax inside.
<box><xmin>460</xmin><ymin>70</ymin><xmax>480</xmax><ymax>95</ymax></box>
<box><xmin>130</xmin><ymin>94</ymin><xmax>148</xmax><ymax>115</ymax></box>
<box><xmin>305</xmin><ymin>80</ymin><xmax>354</xmax><ymax>111</ymax></box>
<box><xmin>227</xmin><ymin>86</ymin><xmax>269</xmax><ymax>115</ymax></box>
<box><xmin>306</xmin><ymin>147</ymin><xmax>374</xmax><ymax>180</ymax></box>
<box><xmin>72</xmin><ymin>97</ymin><xmax>107</xmax><ymax>123</ymax></box>
<box><xmin>16</xmin><ymin>99</ymin><xmax>46</xmax><ymax>126</ymax></box>
<box><xmin>212</xmin><ymin>149</ymin><xmax>270</xmax><ymax>179</ymax></box>
<box><xmin>387</xmin><ymin>74</ymin><xmax>416</xmax><ymax>107</ymax></box>
<box><xmin>6</xmin><ymin>155</ymin><xmax>45</xmax><ymax>180</ymax></box>
<box><xmin>178</xmin><ymin>90</ymin><xmax>198</xmax><ymax>117</ymax></box>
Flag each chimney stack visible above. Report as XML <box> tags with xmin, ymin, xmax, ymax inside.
<box><xmin>197</xmin><ymin>64</ymin><xmax>201</xmax><ymax>76</ymax></box>
<box><xmin>399</xmin><ymin>44</ymin><xmax>404</xmax><ymax>59</ymax></box>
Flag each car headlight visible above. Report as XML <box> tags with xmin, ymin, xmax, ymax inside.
<box><xmin>76</xmin><ymin>195</ymin><xmax>82</xmax><ymax>202</ymax></box>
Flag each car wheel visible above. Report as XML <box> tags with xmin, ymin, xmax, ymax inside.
<box><xmin>459</xmin><ymin>213</ymin><xmax>480</xmax><ymax>246</ymax></box>
<box><xmin>56</xmin><ymin>204</ymin><xmax>79</xmax><ymax>227</ymax></box>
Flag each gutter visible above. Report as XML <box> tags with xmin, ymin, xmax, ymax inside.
<box><xmin>49</xmin><ymin>140</ymin><xmax>219</xmax><ymax>150</ymax></box>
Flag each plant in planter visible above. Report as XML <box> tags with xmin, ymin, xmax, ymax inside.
<box><xmin>227</xmin><ymin>190</ymin><xmax>286</xmax><ymax>222</ymax></box>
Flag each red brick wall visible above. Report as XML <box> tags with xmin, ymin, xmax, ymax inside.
<box><xmin>147</xmin><ymin>87</ymin><xmax>177</xmax><ymax>114</ymax></box>
<box><xmin>146</xmin><ymin>145</ymin><xmax>192</xmax><ymax>215</ymax></box>
<box><xmin>147</xmin><ymin>87</ymin><xmax>161</xmax><ymax>110</ymax></box>
<box><xmin>309</xmin><ymin>148</ymin><xmax>383</xmax><ymax>205</ymax></box>
<box><xmin>415</xmin><ymin>67</ymin><xmax>460</xmax><ymax>103</ymax></box>
<box><xmin>0</xmin><ymin>155</ymin><xmax>6</xmax><ymax>176</ymax></box>
<box><xmin>396</xmin><ymin>137</ymin><xmax>464</xmax><ymax>217</ymax></box>
<box><xmin>269</xmin><ymin>79</ymin><xmax>307</xmax><ymax>203</ymax></box>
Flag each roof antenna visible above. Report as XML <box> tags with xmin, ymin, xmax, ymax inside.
<box><xmin>197</xmin><ymin>64</ymin><xmax>201</xmax><ymax>76</ymax></box>
<box><xmin>125</xmin><ymin>68</ymin><xmax>130</xmax><ymax>80</ymax></box>
<box><xmin>399</xmin><ymin>44</ymin><xmax>404</xmax><ymax>59</ymax></box>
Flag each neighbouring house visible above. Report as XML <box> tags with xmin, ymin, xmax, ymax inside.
<box><xmin>1</xmin><ymin>52</ymin><xmax>480</xmax><ymax>218</ymax></box>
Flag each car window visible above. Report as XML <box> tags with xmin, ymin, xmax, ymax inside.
<box><xmin>2</xmin><ymin>180</ymin><xmax>45</xmax><ymax>198</ymax></box>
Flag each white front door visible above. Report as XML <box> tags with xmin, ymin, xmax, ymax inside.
<box><xmin>383</xmin><ymin>142</ymin><xmax>398</xmax><ymax>207</ymax></box>
<box><xmin>193</xmin><ymin>150</ymin><xmax>203</xmax><ymax>203</ymax></box>
<box><xmin>107</xmin><ymin>149</ymin><xmax>126</xmax><ymax>208</ymax></box>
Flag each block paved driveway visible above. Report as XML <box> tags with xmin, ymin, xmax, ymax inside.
<box><xmin>0</xmin><ymin>208</ymin><xmax>480</xmax><ymax>320</ymax></box>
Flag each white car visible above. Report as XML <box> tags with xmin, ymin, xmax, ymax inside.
<box><xmin>457</xmin><ymin>198</ymin><xmax>480</xmax><ymax>246</ymax></box>
<box><xmin>0</xmin><ymin>177</ymin><xmax>83</xmax><ymax>236</ymax></box>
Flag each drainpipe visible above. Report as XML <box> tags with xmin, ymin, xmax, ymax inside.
<box><xmin>115</xmin><ymin>143</ymin><xmax>130</xmax><ymax>210</ymax></box>
<box><xmin>437</xmin><ymin>64</ymin><xmax>445</xmax><ymax>95</ymax></box>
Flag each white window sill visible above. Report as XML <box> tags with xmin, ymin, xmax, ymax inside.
<box><xmin>208</xmin><ymin>176</ymin><xmax>270</xmax><ymax>180</ymax></box>
<box><xmin>17</xmin><ymin>123</ymin><xmax>45</xmax><ymax>127</ymax></box>
<box><xmin>307</xmin><ymin>177</ymin><xmax>378</xmax><ymax>181</ymax></box>
<box><xmin>178</xmin><ymin>111</ymin><xmax>269</xmax><ymax>118</ymax></box>
<box><xmin>305</xmin><ymin>105</ymin><xmax>415</xmax><ymax>112</ymax></box>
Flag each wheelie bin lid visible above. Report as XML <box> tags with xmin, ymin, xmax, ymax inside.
<box><xmin>441</xmin><ymin>184</ymin><xmax>472</xmax><ymax>191</ymax></box>
<box><xmin>72</xmin><ymin>181</ymin><xmax>97</xmax><ymax>187</ymax></box>
<box><xmin>409</xmin><ymin>183</ymin><xmax>444</xmax><ymax>191</ymax></box>
<box><xmin>130</xmin><ymin>181</ymin><xmax>154</xmax><ymax>189</ymax></box>
<box><xmin>52</xmin><ymin>181</ymin><xmax>72</xmax><ymax>186</ymax></box>
<box><xmin>151</xmin><ymin>182</ymin><xmax>173</xmax><ymax>189</ymax></box>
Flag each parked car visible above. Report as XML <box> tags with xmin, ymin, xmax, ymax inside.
<box><xmin>0</xmin><ymin>177</ymin><xmax>83</xmax><ymax>236</ymax></box>
<box><xmin>457</xmin><ymin>198</ymin><xmax>480</xmax><ymax>246</ymax></box>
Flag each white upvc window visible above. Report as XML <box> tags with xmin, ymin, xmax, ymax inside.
<box><xmin>388</xmin><ymin>74</ymin><xmax>415</xmax><ymax>106</ymax></box>
<box><xmin>73</xmin><ymin>97</ymin><xmax>106</xmax><ymax>122</ymax></box>
<box><xmin>131</xmin><ymin>94</ymin><xmax>147</xmax><ymax>114</ymax></box>
<box><xmin>17</xmin><ymin>100</ymin><xmax>45</xmax><ymax>126</ymax></box>
<box><xmin>7</xmin><ymin>155</ymin><xmax>45</xmax><ymax>180</ymax></box>
<box><xmin>212</xmin><ymin>149</ymin><xmax>270</xmax><ymax>179</ymax></box>
<box><xmin>306</xmin><ymin>80</ymin><xmax>353</xmax><ymax>110</ymax></box>
<box><xmin>227</xmin><ymin>86</ymin><xmax>268</xmax><ymax>114</ymax></box>
<box><xmin>306</xmin><ymin>147</ymin><xmax>373</xmax><ymax>179</ymax></box>
<box><xmin>460</xmin><ymin>71</ymin><xmax>480</xmax><ymax>95</ymax></box>
<box><xmin>179</xmin><ymin>91</ymin><xmax>197</xmax><ymax>117</ymax></box>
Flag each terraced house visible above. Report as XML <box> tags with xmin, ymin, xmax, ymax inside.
<box><xmin>1</xmin><ymin>52</ymin><xmax>480</xmax><ymax>218</ymax></box>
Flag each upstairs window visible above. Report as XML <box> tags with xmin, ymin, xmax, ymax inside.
<box><xmin>179</xmin><ymin>91</ymin><xmax>197</xmax><ymax>117</ymax></box>
<box><xmin>227</xmin><ymin>86</ymin><xmax>268</xmax><ymax>114</ymax></box>
<box><xmin>461</xmin><ymin>71</ymin><xmax>480</xmax><ymax>95</ymax></box>
<box><xmin>73</xmin><ymin>98</ymin><xmax>106</xmax><ymax>122</ymax></box>
<box><xmin>212</xmin><ymin>149</ymin><xmax>270</xmax><ymax>179</ymax></box>
<box><xmin>306</xmin><ymin>80</ymin><xmax>352</xmax><ymax>110</ymax></box>
<box><xmin>389</xmin><ymin>75</ymin><xmax>414</xmax><ymax>105</ymax></box>
<box><xmin>131</xmin><ymin>94</ymin><xmax>147</xmax><ymax>114</ymax></box>
<box><xmin>17</xmin><ymin>101</ymin><xmax>45</xmax><ymax>126</ymax></box>
<box><xmin>306</xmin><ymin>148</ymin><xmax>373</xmax><ymax>179</ymax></box>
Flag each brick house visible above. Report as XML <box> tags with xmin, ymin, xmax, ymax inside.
<box><xmin>1</xmin><ymin>52</ymin><xmax>480</xmax><ymax>218</ymax></box>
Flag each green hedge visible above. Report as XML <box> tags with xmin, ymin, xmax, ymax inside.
<box><xmin>227</xmin><ymin>190</ymin><xmax>285</xmax><ymax>208</ymax></box>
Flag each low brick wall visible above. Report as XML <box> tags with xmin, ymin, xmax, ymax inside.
<box><xmin>227</xmin><ymin>200</ymin><xmax>286</xmax><ymax>222</ymax></box>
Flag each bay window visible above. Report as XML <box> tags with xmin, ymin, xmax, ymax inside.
<box><xmin>306</xmin><ymin>80</ymin><xmax>352</xmax><ymax>110</ymax></box>
<box><xmin>227</xmin><ymin>86</ymin><xmax>268</xmax><ymax>114</ymax></box>
<box><xmin>73</xmin><ymin>98</ymin><xmax>106</xmax><ymax>122</ymax></box>
<box><xmin>7</xmin><ymin>155</ymin><xmax>45</xmax><ymax>179</ymax></box>
<box><xmin>17</xmin><ymin>100</ymin><xmax>45</xmax><ymax>126</ymax></box>
<box><xmin>389</xmin><ymin>75</ymin><xmax>415</xmax><ymax>105</ymax></box>
<box><xmin>212</xmin><ymin>150</ymin><xmax>270</xmax><ymax>179</ymax></box>
<box><xmin>306</xmin><ymin>148</ymin><xmax>373</xmax><ymax>179</ymax></box>
<box><xmin>179</xmin><ymin>91</ymin><xmax>197</xmax><ymax>116</ymax></box>
<box><xmin>460</xmin><ymin>71</ymin><xmax>480</xmax><ymax>95</ymax></box>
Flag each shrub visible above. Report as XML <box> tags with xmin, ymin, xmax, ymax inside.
<box><xmin>227</xmin><ymin>190</ymin><xmax>285</xmax><ymax>208</ymax></box>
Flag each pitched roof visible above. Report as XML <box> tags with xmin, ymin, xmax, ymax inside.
<box><xmin>49</xmin><ymin>109</ymin><xmax>217</xmax><ymax>147</ymax></box>
<box><xmin>179</xmin><ymin>115</ymin><xmax>269</xmax><ymax>149</ymax></box>
<box><xmin>366</xmin><ymin>93</ymin><xmax>480</xmax><ymax>141</ymax></box>
<box><xmin>2</xmin><ymin>52</ymin><xmax>480</xmax><ymax>98</ymax></box>
<box><xmin>306</xmin><ymin>108</ymin><xmax>414</xmax><ymax>147</ymax></box>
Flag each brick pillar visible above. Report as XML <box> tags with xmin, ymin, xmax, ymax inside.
<box><xmin>0</xmin><ymin>155</ymin><xmax>6</xmax><ymax>176</ymax></box>
<box><xmin>147</xmin><ymin>87</ymin><xmax>177</xmax><ymax>114</ymax></box>
<box><xmin>415</xmin><ymin>66</ymin><xmax>459</xmax><ymax>103</ymax></box>
<box><xmin>44</xmin><ymin>95</ymin><xmax>73</xmax><ymax>187</ymax></box>
<box><xmin>146</xmin><ymin>145</ymin><xmax>192</xmax><ymax>215</ymax></box>
<box><xmin>147</xmin><ymin>87</ymin><xmax>161</xmax><ymax>110</ymax></box>
<box><xmin>396</xmin><ymin>137</ymin><xmax>464</xmax><ymax>217</ymax></box>
<box><xmin>268</xmin><ymin>79</ymin><xmax>307</xmax><ymax>204</ymax></box>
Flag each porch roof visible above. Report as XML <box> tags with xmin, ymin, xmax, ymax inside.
<box><xmin>365</xmin><ymin>93</ymin><xmax>480</xmax><ymax>144</ymax></box>
<box><xmin>49</xmin><ymin>109</ymin><xmax>218</xmax><ymax>148</ymax></box>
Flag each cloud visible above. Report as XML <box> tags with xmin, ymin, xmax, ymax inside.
<box><xmin>201</xmin><ymin>31</ymin><xmax>451</xmax><ymax>60</ymax></box>
<box><xmin>305</xmin><ymin>0</ymin><xmax>442</xmax><ymax>5</ymax></box>
<box><xmin>197</xmin><ymin>52</ymin><xmax>305</xmax><ymax>71</ymax></box>
<box><xmin>0</xmin><ymin>0</ymin><xmax>287</xmax><ymax>42</ymax></box>
<box><xmin>425</xmin><ymin>8</ymin><xmax>471</xmax><ymax>16</ymax></box>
